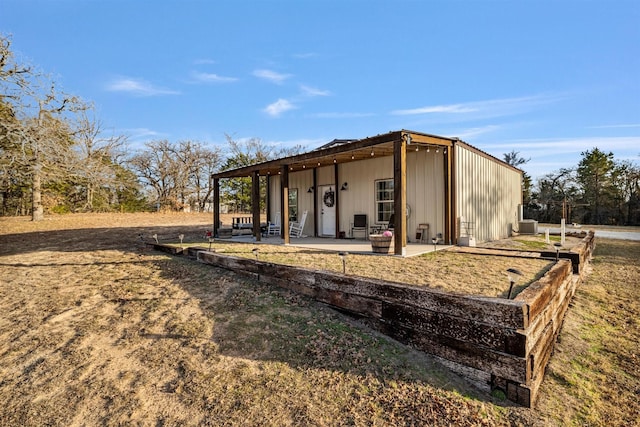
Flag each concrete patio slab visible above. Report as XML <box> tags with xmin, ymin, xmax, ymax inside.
<box><xmin>219</xmin><ymin>235</ymin><xmax>450</xmax><ymax>257</ymax></box>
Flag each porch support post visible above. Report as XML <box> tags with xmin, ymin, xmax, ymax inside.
<box><xmin>449</xmin><ymin>142</ymin><xmax>456</xmax><ymax>245</ymax></box>
<box><xmin>213</xmin><ymin>177</ymin><xmax>220</xmax><ymax>237</ymax></box>
<box><xmin>334</xmin><ymin>163</ymin><xmax>340</xmax><ymax>238</ymax></box>
<box><xmin>266</xmin><ymin>174</ymin><xmax>271</xmax><ymax>225</ymax></box>
<box><xmin>393</xmin><ymin>138</ymin><xmax>407</xmax><ymax>256</ymax></box>
<box><xmin>252</xmin><ymin>171</ymin><xmax>261</xmax><ymax>242</ymax></box>
<box><xmin>444</xmin><ymin>145</ymin><xmax>453</xmax><ymax>244</ymax></box>
<box><xmin>281</xmin><ymin>165</ymin><xmax>290</xmax><ymax>244</ymax></box>
<box><xmin>312</xmin><ymin>168</ymin><xmax>318</xmax><ymax>237</ymax></box>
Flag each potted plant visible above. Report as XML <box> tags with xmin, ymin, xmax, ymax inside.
<box><xmin>370</xmin><ymin>230</ymin><xmax>393</xmax><ymax>254</ymax></box>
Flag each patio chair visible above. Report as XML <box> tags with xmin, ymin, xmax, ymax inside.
<box><xmin>386</xmin><ymin>214</ymin><xmax>395</xmax><ymax>231</ymax></box>
<box><xmin>289</xmin><ymin>210</ymin><xmax>308</xmax><ymax>238</ymax></box>
<box><xmin>350</xmin><ymin>214</ymin><xmax>368</xmax><ymax>240</ymax></box>
<box><xmin>267</xmin><ymin>212</ymin><xmax>281</xmax><ymax>236</ymax></box>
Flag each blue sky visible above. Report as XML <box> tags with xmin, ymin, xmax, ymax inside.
<box><xmin>2</xmin><ymin>0</ymin><xmax>639</xmax><ymax>180</ymax></box>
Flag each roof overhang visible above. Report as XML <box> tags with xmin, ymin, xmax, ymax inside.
<box><xmin>211</xmin><ymin>130</ymin><xmax>456</xmax><ymax>179</ymax></box>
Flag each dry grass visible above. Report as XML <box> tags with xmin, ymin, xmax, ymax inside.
<box><xmin>187</xmin><ymin>241</ymin><xmax>552</xmax><ymax>298</ymax></box>
<box><xmin>1</xmin><ymin>213</ymin><xmax>638</xmax><ymax>426</ymax></box>
<box><xmin>533</xmin><ymin>238</ymin><xmax>640</xmax><ymax>426</ymax></box>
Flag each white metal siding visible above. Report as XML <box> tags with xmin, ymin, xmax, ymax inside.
<box><xmin>334</xmin><ymin>153</ymin><xmax>444</xmax><ymax>243</ymax></box>
<box><xmin>268</xmin><ymin>175</ymin><xmax>281</xmax><ymax>221</ymax></box>
<box><xmin>336</xmin><ymin>157</ymin><xmax>392</xmax><ymax>236</ymax></box>
<box><xmin>455</xmin><ymin>145</ymin><xmax>522</xmax><ymax>242</ymax></box>
<box><xmin>406</xmin><ymin>149</ymin><xmax>445</xmax><ymax>243</ymax></box>
<box><xmin>287</xmin><ymin>170</ymin><xmax>314</xmax><ymax>236</ymax></box>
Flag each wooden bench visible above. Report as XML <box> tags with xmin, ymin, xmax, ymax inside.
<box><xmin>232</xmin><ymin>216</ymin><xmax>253</xmax><ymax>230</ymax></box>
<box><xmin>231</xmin><ymin>216</ymin><xmax>268</xmax><ymax>236</ymax></box>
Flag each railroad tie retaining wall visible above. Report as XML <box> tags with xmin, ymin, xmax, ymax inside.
<box><xmin>150</xmin><ymin>231</ymin><xmax>595</xmax><ymax>407</ymax></box>
<box><xmin>194</xmin><ymin>253</ymin><xmax>580</xmax><ymax>407</ymax></box>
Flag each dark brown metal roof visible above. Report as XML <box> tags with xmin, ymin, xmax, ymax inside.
<box><xmin>211</xmin><ymin>130</ymin><xmax>456</xmax><ymax>179</ymax></box>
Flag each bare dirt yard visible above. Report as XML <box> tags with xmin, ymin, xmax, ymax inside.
<box><xmin>1</xmin><ymin>213</ymin><xmax>638</xmax><ymax>426</ymax></box>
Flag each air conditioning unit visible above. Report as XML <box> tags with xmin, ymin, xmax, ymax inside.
<box><xmin>519</xmin><ymin>220</ymin><xmax>538</xmax><ymax>235</ymax></box>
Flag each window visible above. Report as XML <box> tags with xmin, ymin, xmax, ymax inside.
<box><xmin>375</xmin><ymin>179</ymin><xmax>394</xmax><ymax>223</ymax></box>
<box><xmin>288</xmin><ymin>188</ymin><xmax>298</xmax><ymax>222</ymax></box>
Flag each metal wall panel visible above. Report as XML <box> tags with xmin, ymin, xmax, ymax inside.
<box><xmin>321</xmin><ymin>153</ymin><xmax>445</xmax><ymax>243</ymax></box>
<box><xmin>454</xmin><ymin>145</ymin><xmax>522</xmax><ymax>242</ymax></box>
<box><xmin>406</xmin><ymin>149</ymin><xmax>445</xmax><ymax>243</ymax></box>
<box><xmin>336</xmin><ymin>156</ymin><xmax>392</xmax><ymax>236</ymax></box>
<box><xmin>287</xmin><ymin>169</ymin><xmax>314</xmax><ymax>236</ymax></box>
<box><xmin>268</xmin><ymin>175</ymin><xmax>281</xmax><ymax>220</ymax></box>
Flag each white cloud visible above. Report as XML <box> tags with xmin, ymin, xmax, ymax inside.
<box><xmin>121</xmin><ymin>128</ymin><xmax>169</xmax><ymax>148</ymax></box>
<box><xmin>293</xmin><ymin>53</ymin><xmax>318</xmax><ymax>59</ymax></box>
<box><xmin>300</xmin><ymin>84</ymin><xmax>331</xmax><ymax>97</ymax></box>
<box><xmin>587</xmin><ymin>123</ymin><xmax>640</xmax><ymax>129</ymax></box>
<box><xmin>393</xmin><ymin>104</ymin><xmax>476</xmax><ymax>115</ymax></box>
<box><xmin>125</xmin><ymin>127</ymin><xmax>162</xmax><ymax>138</ymax></box>
<box><xmin>450</xmin><ymin>125</ymin><xmax>502</xmax><ymax>139</ymax></box>
<box><xmin>253</xmin><ymin>69</ymin><xmax>292</xmax><ymax>84</ymax></box>
<box><xmin>483</xmin><ymin>136</ymin><xmax>640</xmax><ymax>155</ymax></box>
<box><xmin>263</xmin><ymin>99</ymin><xmax>296</xmax><ymax>117</ymax></box>
<box><xmin>106</xmin><ymin>77</ymin><xmax>180</xmax><ymax>96</ymax></box>
<box><xmin>391</xmin><ymin>94</ymin><xmax>564</xmax><ymax>118</ymax></box>
<box><xmin>311</xmin><ymin>112</ymin><xmax>375</xmax><ymax>119</ymax></box>
<box><xmin>191</xmin><ymin>71</ymin><xmax>238</xmax><ymax>83</ymax></box>
<box><xmin>479</xmin><ymin>135</ymin><xmax>640</xmax><ymax>179</ymax></box>
<box><xmin>193</xmin><ymin>59</ymin><xmax>217</xmax><ymax>65</ymax></box>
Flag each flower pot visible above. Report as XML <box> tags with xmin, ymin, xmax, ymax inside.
<box><xmin>370</xmin><ymin>234</ymin><xmax>392</xmax><ymax>254</ymax></box>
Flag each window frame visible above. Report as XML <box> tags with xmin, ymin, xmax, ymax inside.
<box><xmin>374</xmin><ymin>179</ymin><xmax>394</xmax><ymax>224</ymax></box>
<box><xmin>288</xmin><ymin>188</ymin><xmax>298</xmax><ymax>222</ymax></box>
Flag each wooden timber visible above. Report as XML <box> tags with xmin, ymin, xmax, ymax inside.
<box><xmin>151</xmin><ymin>230</ymin><xmax>595</xmax><ymax>408</ymax></box>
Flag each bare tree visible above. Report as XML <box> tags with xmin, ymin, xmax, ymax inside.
<box><xmin>128</xmin><ymin>140</ymin><xmax>175</xmax><ymax>210</ymax></box>
<box><xmin>1</xmin><ymin>35</ymin><xmax>87</xmax><ymax>220</ymax></box>
<box><xmin>1</xmin><ymin>36</ymin><xmax>32</xmax><ymax>216</ymax></box>
<box><xmin>533</xmin><ymin>168</ymin><xmax>577</xmax><ymax>223</ymax></box>
<box><xmin>221</xmin><ymin>134</ymin><xmax>301</xmax><ymax>212</ymax></box>
<box><xmin>71</xmin><ymin>111</ymin><xmax>127</xmax><ymax>210</ymax></box>
<box><xmin>128</xmin><ymin>139</ymin><xmax>220</xmax><ymax>211</ymax></box>
<box><xmin>177</xmin><ymin>141</ymin><xmax>221</xmax><ymax>212</ymax></box>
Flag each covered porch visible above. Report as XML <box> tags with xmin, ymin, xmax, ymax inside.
<box><xmin>211</xmin><ymin>130</ymin><xmax>456</xmax><ymax>257</ymax></box>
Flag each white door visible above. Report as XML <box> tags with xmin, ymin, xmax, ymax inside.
<box><xmin>319</xmin><ymin>185</ymin><xmax>336</xmax><ymax>236</ymax></box>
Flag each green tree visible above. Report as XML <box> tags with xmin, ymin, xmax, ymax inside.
<box><xmin>112</xmin><ymin>164</ymin><xmax>148</xmax><ymax>212</ymax></box>
<box><xmin>532</xmin><ymin>168</ymin><xmax>577</xmax><ymax>223</ymax></box>
<box><xmin>503</xmin><ymin>150</ymin><xmax>533</xmax><ymax>216</ymax></box>
<box><xmin>221</xmin><ymin>135</ymin><xmax>270</xmax><ymax>213</ymax></box>
<box><xmin>220</xmin><ymin>134</ymin><xmax>301</xmax><ymax>213</ymax></box>
<box><xmin>609</xmin><ymin>160</ymin><xmax>640</xmax><ymax>225</ymax></box>
<box><xmin>576</xmin><ymin>148</ymin><xmax>615</xmax><ymax>224</ymax></box>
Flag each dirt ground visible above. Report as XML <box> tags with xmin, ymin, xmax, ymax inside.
<box><xmin>0</xmin><ymin>213</ymin><xmax>637</xmax><ymax>426</ymax></box>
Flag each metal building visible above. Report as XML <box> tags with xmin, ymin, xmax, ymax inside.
<box><xmin>211</xmin><ymin>130</ymin><xmax>523</xmax><ymax>255</ymax></box>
